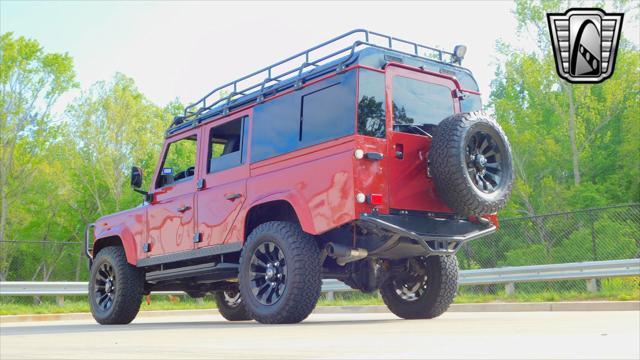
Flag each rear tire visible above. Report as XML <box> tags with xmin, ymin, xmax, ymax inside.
<box><xmin>239</xmin><ymin>221</ymin><xmax>321</xmax><ymax>324</ymax></box>
<box><xmin>380</xmin><ymin>255</ymin><xmax>458</xmax><ymax>319</ymax></box>
<box><xmin>214</xmin><ymin>288</ymin><xmax>251</xmax><ymax>321</ymax></box>
<box><xmin>89</xmin><ymin>246</ymin><xmax>144</xmax><ymax>325</ymax></box>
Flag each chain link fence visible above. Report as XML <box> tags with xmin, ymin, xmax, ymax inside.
<box><xmin>458</xmin><ymin>204</ymin><xmax>640</xmax><ymax>297</ymax></box>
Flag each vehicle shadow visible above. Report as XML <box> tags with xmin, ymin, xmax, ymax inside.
<box><xmin>1</xmin><ymin>318</ymin><xmax>400</xmax><ymax>336</ymax></box>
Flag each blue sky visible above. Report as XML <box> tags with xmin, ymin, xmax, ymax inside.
<box><xmin>2</xmin><ymin>1</ymin><xmax>638</xmax><ymax>115</ymax></box>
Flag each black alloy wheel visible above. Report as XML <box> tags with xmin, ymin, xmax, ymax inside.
<box><xmin>392</xmin><ymin>272</ymin><xmax>428</xmax><ymax>302</ymax></box>
<box><xmin>466</xmin><ymin>130</ymin><xmax>505</xmax><ymax>193</ymax></box>
<box><xmin>249</xmin><ymin>242</ymin><xmax>287</xmax><ymax>305</ymax></box>
<box><xmin>94</xmin><ymin>262</ymin><xmax>117</xmax><ymax>311</ymax></box>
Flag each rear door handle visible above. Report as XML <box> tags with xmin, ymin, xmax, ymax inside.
<box><xmin>177</xmin><ymin>205</ymin><xmax>192</xmax><ymax>213</ymax></box>
<box><xmin>225</xmin><ymin>193</ymin><xmax>242</xmax><ymax>201</ymax></box>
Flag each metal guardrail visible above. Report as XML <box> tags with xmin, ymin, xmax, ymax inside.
<box><xmin>1</xmin><ymin>259</ymin><xmax>638</xmax><ymax>297</ymax></box>
<box><xmin>457</xmin><ymin>258</ymin><xmax>640</xmax><ymax>285</ymax></box>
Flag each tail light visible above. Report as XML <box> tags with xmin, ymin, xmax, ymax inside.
<box><xmin>369</xmin><ymin>193</ymin><xmax>384</xmax><ymax>205</ymax></box>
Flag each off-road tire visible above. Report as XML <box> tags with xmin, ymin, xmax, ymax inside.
<box><xmin>429</xmin><ymin>112</ymin><xmax>513</xmax><ymax>216</ymax></box>
<box><xmin>89</xmin><ymin>246</ymin><xmax>144</xmax><ymax>325</ymax></box>
<box><xmin>379</xmin><ymin>255</ymin><xmax>458</xmax><ymax>319</ymax></box>
<box><xmin>239</xmin><ymin>221</ymin><xmax>322</xmax><ymax>324</ymax></box>
<box><xmin>214</xmin><ymin>289</ymin><xmax>252</xmax><ymax>321</ymax></box>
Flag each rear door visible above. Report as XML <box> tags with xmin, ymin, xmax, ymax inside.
<box><xmin>195</xmin><ymin>110</ymin><xmax>251</xmax><ymax>248</ymax></box>
<box><xmin>385</xmin><ymin>65</ymin><xmax>461</xmax><ymax>213</ymax></box>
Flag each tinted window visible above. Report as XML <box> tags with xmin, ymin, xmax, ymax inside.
<box><xmin>251</xmin><ymin>92</ymin><xmax>301</xmax><ymax>162</ymax></box>
<box><xmin>156</xmin><ymin>135</ymin><xmax>197</xmax><ymax>188</ymax></box>
<box><xmin>358</xmin><ymin>70</ymin><xmax>386</xmax><ymax>138</ymax></box>
<box><xmin>300</xmin><ymin>83</ymin><xmax>356</xmax><ymax>146</ymax></box>
<box><xmin>252</xmin><ymin>71</ymin><xmax>356</xmax><ymax>162</ymax></box>
<box><xmin>209</xmin><ymin>117</ymin><xmax>248</xmax><ymax>173</ymax></box>
<box><xmin>392</xmin><ymin>77</ymin><xmax>454</xmax><ymax>127</ymax></box>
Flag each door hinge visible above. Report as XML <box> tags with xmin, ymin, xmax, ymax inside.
<box><xmin>143</xmin><ymin>243</ymin><xmax>151</xmax><ymax>253</ymax></box>
<box><xmin>193</xmin><ymin>233</ymin><xmax>202</xmax><ymax>243</ymax></box>
<box><xmin>197</xmin><ymin>178</ymin><xmax>205</xmax><ymax>190</ymax></box>
<box><xmin>453</xmin><ymin>88</ymin><xmax>468</xmax><ymax>100</ymax></box>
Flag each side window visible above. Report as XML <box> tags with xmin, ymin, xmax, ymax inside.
<box><xmin>209</xmin><ymin>117</ymin><xmax>248</xmax><ymax>173</ymax></box>
<box><xmin>156</xmin><ymin>135</ymin><xmax>197</xmax><ymax>188</ymax></box>
<box><xmin>300</xmin><ymin>83</ymin><xmax>356</xmax><ymax>146</ymax></box>
<box><xmin>252</xmin><ymin>71</ymin><xmax>357</xmax><ymax>162</ymax></box>
<box><xmin>357</xmin><ymin>69</ymin><xmax>386</xmax><ymax>138</ymax></box>
<box><xmin>251</xmin><ymin>93</ymin><xmax>300</xmax><ymax>162</ymax></box>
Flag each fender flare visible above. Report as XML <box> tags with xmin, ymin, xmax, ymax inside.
<box><xmin>94</xmin><ymin>224</ymin><xmax>139</xmax><ymax>266</ymax></box>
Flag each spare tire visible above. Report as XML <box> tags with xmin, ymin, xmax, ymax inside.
<box><xmin>429</xmin><ymin>112</ymin><xmax>513</xmax><ymax>216</ymax></box>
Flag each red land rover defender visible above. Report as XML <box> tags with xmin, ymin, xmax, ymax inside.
<box><xmin>85</xmin><ymin>30</ymin><xmax>513</xmax><ymax>324</ymax></box>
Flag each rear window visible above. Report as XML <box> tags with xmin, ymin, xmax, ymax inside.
<box><xmin>392</xmin><ymin>77</ymin><xmax>454</xmax><ymax>127</ymax></box>
<box><xmin>357</xmin><ymin>69</ymin><xmax>386</xmax><ymax>138</ymax></box>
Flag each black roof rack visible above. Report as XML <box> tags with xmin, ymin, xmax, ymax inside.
<box><xmin>169</xmin><ymin>29</ymin><xmax>459</xmax><ymax>134</ymax></box>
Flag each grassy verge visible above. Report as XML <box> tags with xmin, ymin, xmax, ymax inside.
<box><xmin>2</xmin><ymin>287</ymin><xmax>638</xmax><ymax>316</ymax></box>
<box><xmin>0</xmin><ymin>296</ymin><xmax>216</xmax><ymax>316</ymax></box>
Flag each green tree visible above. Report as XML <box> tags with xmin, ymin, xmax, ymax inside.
<box><xmin>0</xmin><ymin>33</ymin><xmax>76</xmax><ymax>280</ymax></box>
<box><xmin>66</xmin><ymin>73</ymin><xmax>180</xmax><ymax>221</ymax></box>
<box><xmin>491</xmin><ymin>0</ymin><xmax>640</xmax><ymax>218</ymax></box>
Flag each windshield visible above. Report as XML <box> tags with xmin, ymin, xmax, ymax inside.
<box><xmin>392</xmin><ymin>76</ymin><xmax>454</xmax><ymax>135</ymax></box>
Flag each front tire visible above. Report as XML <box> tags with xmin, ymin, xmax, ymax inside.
<box><xmin>239</xmin><ymin>221</ymin><xmax>321</xmax><ymax>324</ymax></box>
<box><xmin>380</xmin><ymin>255</ymin><xmax>458</xmax><ymax>319</ymax></box>
<box><xmin>89</xmin><ymin>246</ymin><xmax>144</xmax><ymax>325</ymax></box>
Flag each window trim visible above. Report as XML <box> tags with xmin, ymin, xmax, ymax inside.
<box><xmin>357</xmin><ymin>68</ymin><xmax>386</xmax><ymax>138</ymax></box>
<box><xmin>207</xmin><ymin>116</ymin><xmax>248</xmax><ymax>174</ymax></box>
<box><xmin>155</xmin><ymin>134</ymin><xmax>198</xmax><ymax>189</ymax></box>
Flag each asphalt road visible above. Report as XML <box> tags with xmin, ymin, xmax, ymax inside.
<box><xmin>1</xmin><ymin>311</ymin><xmax>639</xmax><ymax>359</ymax></box>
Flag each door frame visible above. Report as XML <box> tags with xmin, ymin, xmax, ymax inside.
<box><xmin>145</xmin><ymin>127</ymin><xmax>200</xmax><ymax>257</ymax></box>
<box><xmin>195</xmin><ymin>108</ymin><xmax>253</xmax><ymax>248</ymax></box>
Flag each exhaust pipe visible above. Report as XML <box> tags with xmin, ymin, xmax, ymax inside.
<box><xmin>325</xmin><ymin>243</ymin><xmax>368</xmax><ymax>266</ymax></box>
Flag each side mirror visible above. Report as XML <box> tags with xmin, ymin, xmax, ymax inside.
<box><xmin>131</xmin><ymin>166</ymin><xmax>143</xmax><ymax>189</ymax></box>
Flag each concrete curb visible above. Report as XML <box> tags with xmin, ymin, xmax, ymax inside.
<box><xmin>1</xmin><ymin>301</ymin><xmax>638</xmax><ymax>324</ymax></box>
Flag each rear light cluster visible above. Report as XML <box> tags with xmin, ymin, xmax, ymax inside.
<box><xmin>354</xmin><ymin>148</ymin><xmax>384</xmax><ymax>206</ymax></box>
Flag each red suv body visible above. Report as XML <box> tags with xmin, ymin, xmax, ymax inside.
<box><xmin>86</xmin><ymin>30</ymin><xmax>512</xmax><ymax>325</ymax></box>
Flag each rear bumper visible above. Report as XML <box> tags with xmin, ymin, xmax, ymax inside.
<box><xmin>357</xmin><ymin>213</ymin><xmax>496</xmax><ymax>257</ymax></box>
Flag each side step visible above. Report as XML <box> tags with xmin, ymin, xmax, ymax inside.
<box><xmin>146</xmin><ymin>262</ymin><xmax>239</xmax><ymax>283</ymax></box>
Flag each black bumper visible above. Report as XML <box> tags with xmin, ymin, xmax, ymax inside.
<box><xmin>357</xmin><ymin>213</ymin><xmax>496</xmax><ymax>257</ymax></box>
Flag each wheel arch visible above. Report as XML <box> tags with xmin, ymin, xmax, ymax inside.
<box><xmin>244</xmin><ymin>199</ymin><xmax>312</xmax><ymax>240</ymax></box>
<box><xmin>93</xmin><ymin>225</ymin><xmax>139</xmax><ymax>265</ymax></box>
